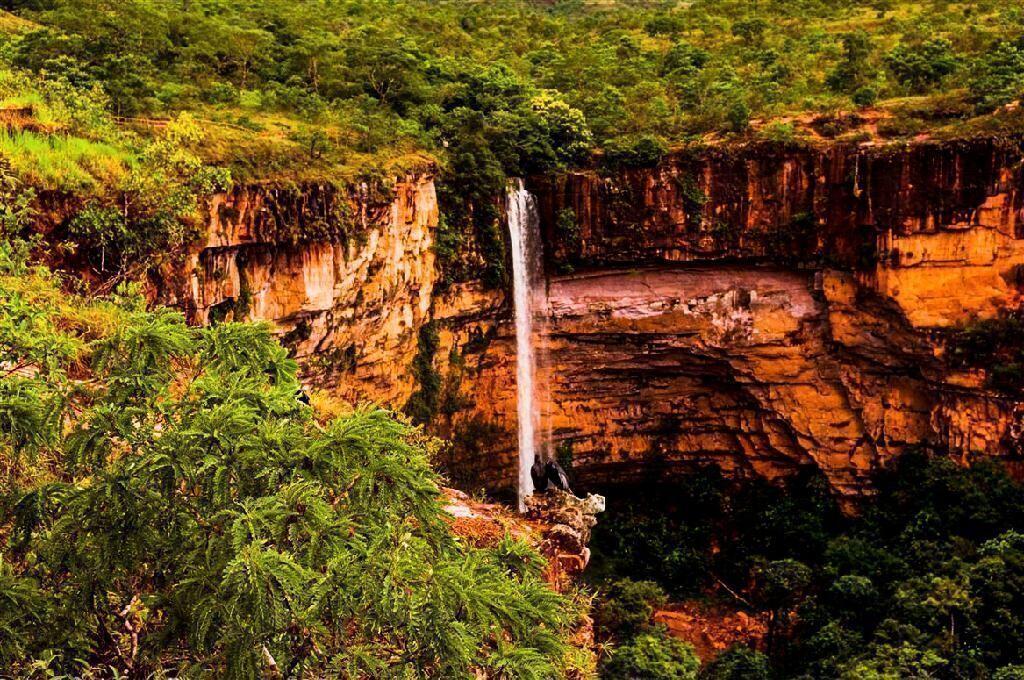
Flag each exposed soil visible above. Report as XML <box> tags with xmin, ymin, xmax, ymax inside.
<box><xmin>655</xmin><ymin>600</ymin><xmax>769</xmax><ymax>662</ymax></box>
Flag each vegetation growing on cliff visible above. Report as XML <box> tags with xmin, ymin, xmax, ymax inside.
<box><xmin>6</xmin><ymin>1</ymin><xmax>1024</xmax><ymax>284</ymax></box>
<box><xmin>588</xmin><ymin>455</ymin><xmax>1024</xmax><ymax>678</ymax></box>
<box><xmin>0</xmin><ymin>240</ymin><xmax>579</xmax><ymax>676</ymax></box>
<box><xmin>945</xmin><ymin>311</ymin><xmax>1024</xmax><ymax>395</ymax></box>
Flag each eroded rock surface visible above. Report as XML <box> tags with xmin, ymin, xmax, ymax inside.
<box><xmin>431</xmin><ymin>262</ymin><xmax>1022</xmax><ymax>502</ymax></box>
<box><xmin>163</xmin><ymin>176</ymin><xmax>439</xmax><ymax>406</ymax></box>
<box><xmin>153</xmin><ymin>138</ymin><xmax>1024</xmax><ymax>502</ymax></box>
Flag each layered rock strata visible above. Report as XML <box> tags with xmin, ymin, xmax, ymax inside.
<box><xmin>432</xmin><ymin>139</ymin><xmax>1024</xmax><ymax>499</ymax></box>
<box><xmin>162</xmin><ymin>177</ymin><xmax>438</xmax><ymax>406</ymax></box>
<box><xmin>156</xmin><ymin>138</ymin><xmax>1024</xmax><ymax>501</ymax></box>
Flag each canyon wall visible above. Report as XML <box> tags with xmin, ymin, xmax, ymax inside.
<box><xmin>532</xmin><ymin>139</ymin><xmax>1024</xmax><ymax>329</ymax></box>
<box><xmin>431</xmin><ymin>138</ymin><xmax>1024</xmax><ymax>501</ymax></box>
<box><xmin>158</xmin><ymin>137</ymin><xmax>1024</xmax><ymax>503</ymax></box>
<box><xmin>160</xmin><ymin>176</ymin><xmax>439</xmax><ymax>407</ymax></box>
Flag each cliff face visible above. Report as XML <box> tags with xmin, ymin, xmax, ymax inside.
<box><xmin>160</xmin><ymin>176</ymin><xmax>439</xmax><ymax>406</ymax></box>
<box><xmin>533</xmin><ymin>139</ymin><xmax>1024</xmax><ymax>328</ymax></box>
<box><xmin>154</xmin><ymin>139</ymin><xmax>1024</xmax><ymax>503</ymax></box>
<box><xmin>430</xmin><ymin>139</ymin><xmax>1024</xmax><ymax>501</ymax></box>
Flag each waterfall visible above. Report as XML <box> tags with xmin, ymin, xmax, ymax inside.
<box><xmin>507</xmin><ymin>179</ymin><xmax>543</xmax><ymax>511</ymax></box>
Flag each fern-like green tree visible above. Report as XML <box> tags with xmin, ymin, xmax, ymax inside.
<box><xmin>0</xmin><ymin>260</ymin><xmax>576</xmax><ymax>678</ymax></box>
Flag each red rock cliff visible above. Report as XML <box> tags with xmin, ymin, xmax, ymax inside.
<box><xmin>154</xmin><ymin>139</ymin><xmax>1024</xmax><ymax>504</ymax></box>
<box><xmin>159</xmin><ymin>176</ymin><xmax>439</xmax><ymax>407</ymax></box>
<box><xmin>430</xmin><ymin>139</ymin><xmax>1024</xmax><ymax>502</ymax></box>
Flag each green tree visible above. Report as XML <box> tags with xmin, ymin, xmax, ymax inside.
<box><xmin>885</xmin><ymin>39</ymin><xmax>959</xmax><ymax>93</ymax></box>
<box><xmin>968</xmin><ymin>41</ymin><xmax>1024</xmax><ymax>112</ymax></box>
<box><xmin>753</xmin><ymin>559</ymin><xmax>812</xmax><ymax>656</ymax></box>
<box><xmin>0</xmin><ymin>266</ymin><xmax>577</xmax><ymax>677</ymax></box>
<box><xmin>826</xmin><ymin>31</ymin><xmax>876</xmax><ymax>95</ymax></box>
<box><xmin>601</xmin><ymin>631</ymin><xmax>700</xmax><ymax>680</ymax></box>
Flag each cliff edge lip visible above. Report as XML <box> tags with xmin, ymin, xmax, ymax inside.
<box><xmin>580</xmin><ymin>106</ymin><xmax>1024</xmax><ymax>167</ymax></box>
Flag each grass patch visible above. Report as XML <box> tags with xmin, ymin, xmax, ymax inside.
<box><xmin>0</xmin><ymin>129</ymin><xmax>132</xmax><ymax>192</ymax></box>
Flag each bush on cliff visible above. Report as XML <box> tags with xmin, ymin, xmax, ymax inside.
<box><xmin>0</xmin><ymin>256</ymin><xmax>578</xmax><ymax>677</ymax></box>
<box><xmin>945</xmin><ymin>311</ymin><xmax>1024</xmax><ymax>396</ymax></box>
<box><xmin>593</xmin><ymin>578</ymin><xmax>667</xmax><ymax>640</ymax></box>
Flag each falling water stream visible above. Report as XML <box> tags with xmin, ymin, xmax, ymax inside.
<box><xmin>507</xmin><ymin>179</ymin><xmax>543</xmax><ymax>511</ymax></box>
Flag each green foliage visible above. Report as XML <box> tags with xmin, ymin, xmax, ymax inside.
<box><xmin>587</xmin><ymin>470</ymin><xmax>726</xmax><ymax>598</ymax></box>
<box><xmin>555</xmin><ymin>206</ymin><xmax>581</xmax><ymax>267</ymax></box>
<box><xmin>945</xmin><ymin>312</ymin><xmax>1024</xmax><ymax>395</ymax></box>
<box><xmin>3</xmin><ymin>0</ymin><xmax>1024</xmax><ymax>261</ymax></box>
<box><xmin>404</xmin><ymin>320</ymin><xmax>442</xmax><ymax>425</ymax></box>
<box><xmin>1</xmin><ymin>0</ymin><xmax>1023</xmax><ymax>197</ymax></box>
<box><xmin>593</xmin><ymin>578</ymin><xmax>666</xmax><ymax>640</ymax></box>
<box><xmin>0</xmin><ymin>266</ymin><xmax>577</xmax><ymax>677</ymax></box>
<box><xmin>699</xmin><ymin>645</ymin><xmax>771</xmax><ymax>680</ymax></box>
<box><xmin>852</xmin><ymin>85</ymin><xmax>879</xmax><ymax>107</ymax></box>
<box><xmin>601</xmin><ymin>630</ymin><xmax>700</xmax><ymax>680</ymax></box>
<box><xmin>591</xmin><ymin>453</ymin><xmax>1024</xmax><ymax>678</ymax></box>
<box><xmin>754</xmin><ymin>559</ymin><xmax>812</xmax><ymax>613</ymax></box>
<box><xmin>968</xmin><ymin>41</ymin><xmax>1024</xmax><ymax>113</ymax></box>
<box><xmin>758</xmin><ymin>122</ymin><xmax>797</xmax><ymax>144</ymax></box>
<box><xmin>602</xmin><ymin>134</ymin><xmax>668</xmax><ymax>170</ymax></box>
<box><xmin>826</xmin><ymin>32</ymin><xmax>877</xmax><ymax>95</ymax></box>
<box><xmin>885</xmin><ymin>39</ymin><xmax>960</xmax><ymax>93</ymax></box>
<box><xmin>0</xmin><ymin>128</ymin><xmax>129</xmax><ymax>191</ymax></box>
<box><xmin>0</xmin><ymin>160</ymin><xmax>36</xmax><ymax>271</ymax></box>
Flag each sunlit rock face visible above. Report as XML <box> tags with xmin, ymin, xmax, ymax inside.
<box><xmin>162</xmin><ymin>176</ymin><xmax>439</xmax><ymax>406</ymax></box>
<box><xmin>433</xmin><ymin>264</ymin><xmax>1021</xmax><ymax>503</ymax></box>
<box><xmin>155</xmin><ymin>138</ymin><xmax>1024</xmax><ymax>503</ymax></box>
<box><xmin>432</xmin><ymin>139</ymin><xmax>1024</xmax><ymax>500</ymax></box>
<box><xmin>533</xmin><ymin>138</ymin><xmax>1024</xmax><ymax>329</ymax></box>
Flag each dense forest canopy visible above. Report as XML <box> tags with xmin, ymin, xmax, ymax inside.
<box><xmin>588</xmin><ymin>459</ymin><xmax>1024</xmax><ymax>679</ymax></box>
<box><xmin>5</xmin><ymin>0</ymin><xmax>1024</xmax><ymax>285</ymax></box>
<box><xmin>3</xmin><ymin>0</ymin><xmax>1024</xmax><ymax>184</ymax></box>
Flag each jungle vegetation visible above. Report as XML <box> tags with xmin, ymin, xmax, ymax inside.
<box><xmin>588</xmin><ymin>456</ymin><xmax>1024</xmax><ymax>679</ymax></box>
<box><xmin>3</xmin><ymin>1</ymin><xmax>1024</xmax><ymax>677</ymax></box>
<box><xmin>0</xmin><ymin>217</ymin><xmax>585</xmax><ymax>675</ymax></box>
<box><xmin>4</xmin><ymin>1</ymin><xmax>1024</xmax><ymax>283</ymax></box>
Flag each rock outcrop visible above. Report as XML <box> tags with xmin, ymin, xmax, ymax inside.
<box><xmin>444</xmin><ymin>487</ymin><xmax>604</xmax><ymax>591</ymax></box>
<box><xmin>161</xmin><ymin>176</ymin><xmax>439</xmax><ymax>406</ymax></box>
<box><xmin>533</xmin><ymin>138</ymin><xmax>1024</xmax><ymax>328</ymax></box>
<box><xmin>155</xmin><ymin>137</ymin><xmax>1024</xmax><ymax>503</ymax></box>
<box><xmin>429</xmin><ymin>139</ymin><xmax>1024</xmax><ymax>501</ymax></box>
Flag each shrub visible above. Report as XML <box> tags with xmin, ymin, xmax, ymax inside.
<box><xmin>759</xmin><ymin>121</ymin><xmax>797</xmax><ymax>144</ymax></box>
<box><xmin>945</xmin><ymin>312</ymin><xmax>1024</xmax><ymax>395</ymax></box>
<box><xmin>601</xmin><ymin>135</ymin><xmax>668</xmax><ymax>169</ymax></box>
<box><xmin>593</xmin><ymin>579</ymin><xmax>667</xmax><ymax>639</ymax></box>
<box><xmin>885</xmin><ymin>39</ymin><xmax>960</xmax><ymax>93</ymax></box>
<box><xmin>700</xmin><ymin>645</ymin><xmax>772</xmax><ymax>680</ymax></box>
<box><xmin>852</xmin><ymin>85</ymin><xmax>878</xmax><ymax>107</ymax></box>
<box><xmin>601</xmin><ymin>631</ymin><xmax>700</xmax><ymax>680</ymax></box>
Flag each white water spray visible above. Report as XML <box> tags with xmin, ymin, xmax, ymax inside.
<box><xmin>507</xmin><ymin>179</ymin><xmax>543</xmax><ymax>511</ymax></box>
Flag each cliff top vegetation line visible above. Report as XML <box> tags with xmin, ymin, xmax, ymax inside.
<box><xmin>3</xmin><ymin>0</ymin><xmax>1024</xmax><ymax>188</ymax></box>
